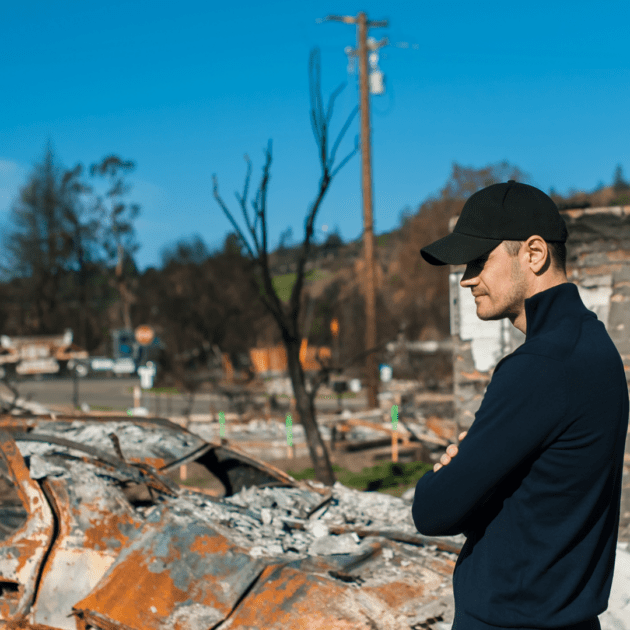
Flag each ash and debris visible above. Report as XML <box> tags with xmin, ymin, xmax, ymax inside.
<box><xmin>171</xmin><ymin>481</ymin><xmax>459</xmax><ymax>628</ymax></box>
<box><xmin>25</xmin><ymin>419</ymin><xmax>204</xmax><ymax>460</ymax></box>
<box><xmin>3</xmin><ymin>409</ymin><xmax>463</xmax><ymax>629</ymax></box>
<box><xmin>13</xmin><ymin>433</ymin><xmax>463</xmax><ymax>565</ymax></box>
<box><xmin>0</xmin><ymin>394</ymin><xmax>51</xmax><ymax>415</ymax></box>
<box><xmin>17</xmin><ymin>440</ymin><xmax>459</xmax><ymax>628</ymax></box>
<box><xmin>175</xmin><ymin>481</ymin><xmax>463</xmax><ymax>564</ymax></box>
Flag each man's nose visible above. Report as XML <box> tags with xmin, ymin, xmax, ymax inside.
<box><xmin>460</xmin><ymin>265</ymin><xmax>478</xmax><ymax>287</ymax></box>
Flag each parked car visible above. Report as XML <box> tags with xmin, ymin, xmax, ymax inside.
<box><xmin>112</xmin><ymin>357</ymin><xmax>137</xmax><ymax>376</ymax></box>
<box><xmin>89</xmin><ymin>356</ymin><xmax>115</xmax><ymax>375</ymax></box>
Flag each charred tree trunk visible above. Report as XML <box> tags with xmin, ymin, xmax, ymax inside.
<box><xmin>285</xmin><ymin>333</ymin><xmax>335</xmax><ymax>486</ymax></box>
<box><xmin>116</xmin><ymin>244</ymin><xmax>133</xmax><ymax>331</ymax></box>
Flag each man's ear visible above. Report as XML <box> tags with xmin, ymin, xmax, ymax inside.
<box><xmin>525</xmin><ymin>236</ymin><xmax>550</xmax><ymax>275</ymax></box>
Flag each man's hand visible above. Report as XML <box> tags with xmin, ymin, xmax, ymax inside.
<box><xmin>434</xmin><ymin>431</ymin><xmax>468</xmax><ymax>472</ymax></box>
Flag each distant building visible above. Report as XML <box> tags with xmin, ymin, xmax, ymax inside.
<box><xmin>0</xmin><ymin>329</ymin><xmax>88</xmax><ymax>376</ymax></box>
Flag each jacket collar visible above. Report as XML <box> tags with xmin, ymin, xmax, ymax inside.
<box><xmin>524</xmin><ymin>282</ymin><xmax>592</xmax><ymax>340</ymax></box>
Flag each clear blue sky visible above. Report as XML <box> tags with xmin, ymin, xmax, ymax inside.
<box><xmin>1</xmin><ymin>0</ymin><xmax>629</xmax><ymax>271</ymax></box>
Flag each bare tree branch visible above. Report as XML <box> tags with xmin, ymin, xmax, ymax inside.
<box><xmin>212</xmin><ymin>176</ymin><xmax>256</xmax><ymax>260</ymax></box>
<box><xmin>309</xmin><ymin>49</ymin><xmax>327</xmax><ymax>167</ymax></box>
<box><xmin>259</xmin><ymin>142</ymin><xmax>272</xmax><ymax>261</ymax></box>
<box><xmin>326</xmin><ymin>83</ymin><xmax>346</xmax><ymax>125</ymax></box>
<box><xmin>234</xmin><ymin>156</ymin><xmax>255</xmax><ymax>236</ymax></box>
<box><xmin>329</xmin><ymin>106</ymin><xmax>359</xmax><ymax>170</ymax></box>
<box><xmin>256</xmin><ymin>143</ymin><xmax>283</xmax><ymax>319</ymax></box>
<box><xmin>331</xmin><ymin>137</ymin><xmax>360</xmax><ymax>178</ymax></box>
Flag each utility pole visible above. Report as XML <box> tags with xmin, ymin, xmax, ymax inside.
<box><xmin>322</xmin><ymin>12</ymin><xmax>387</xmax><ymax>409</ymax></box>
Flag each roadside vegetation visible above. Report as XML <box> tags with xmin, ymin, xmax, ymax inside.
<box><xmin>288</xmin><ymin>459</ymin><xmax>433</xmax><ymax>498</ymax></box>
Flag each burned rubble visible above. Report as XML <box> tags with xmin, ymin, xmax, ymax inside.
<box><xmin>0</xmin><ymin>415</ymin><xmax>462</xmax><ymax>630</ymax></box>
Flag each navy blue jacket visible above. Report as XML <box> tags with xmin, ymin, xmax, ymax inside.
<box><xmin>412</xmin><ymin>282</ymin><xmax>629</xmax><ymax>630</ymax></box>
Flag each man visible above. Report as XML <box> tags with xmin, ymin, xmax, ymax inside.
<box><xmin>412</xmin><ymin>181</ymin><xmax>628</xmax><ymax>630</ymax></box>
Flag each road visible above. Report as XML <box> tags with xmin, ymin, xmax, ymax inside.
<box><xmin>8</xmin><ymin>376</ymin><xmax>369</xmax><ymax>416</ymax></box>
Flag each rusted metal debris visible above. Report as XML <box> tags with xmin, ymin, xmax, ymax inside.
<box><xmin>0</xmin><ymin>415</ymin><xmax>462</xmax><ymax>630</ymax></box>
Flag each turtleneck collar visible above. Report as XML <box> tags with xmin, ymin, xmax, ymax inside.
<box><xmin>524</xmin><ymin>282</ymin><xmax>591</xmax><ymax>340</ymax></box>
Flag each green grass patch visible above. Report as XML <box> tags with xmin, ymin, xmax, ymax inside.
<box><xmin>288</xmin><ymin>460</ymin><xmax>433</xmax><ymax>496</ymax></box>
<box><xmin>272</xmin><ymin>269</ymin><xmax>329</xmax><ymax>303</ymax></box>
<box><xmin>272</xmin><ymin>273</ymin><xmax>297</xmax><ymax>302</ymax></box>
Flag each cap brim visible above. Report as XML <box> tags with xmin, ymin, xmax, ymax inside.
<box><xmin>420</xmin><ymin>232</ymin><xmax>502</xmax><ymax>266</ymax></box>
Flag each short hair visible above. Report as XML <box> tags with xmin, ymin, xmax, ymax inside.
<box><xmin>502</xmin><ymin>239</ymin><xmax>567</xmax><ymax>274</ymax></box>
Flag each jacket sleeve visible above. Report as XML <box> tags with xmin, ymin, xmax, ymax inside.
<box><xmin>412</xmin><ymin>353</ymin><xmax>567</xmax><ymax>537</ymax></box>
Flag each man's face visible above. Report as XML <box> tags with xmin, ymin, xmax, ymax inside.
<box><xmin>460</xmin><ymin>243</ymin><xmax>528</xmax><ymax>322</ymax></box>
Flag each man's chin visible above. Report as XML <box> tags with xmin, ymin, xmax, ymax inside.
<box><xmin>476</xmin><ymin>307</ymin><xmax>502</xmax><ymax>321</ymax></box>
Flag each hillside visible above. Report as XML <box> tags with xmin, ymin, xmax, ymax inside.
<box><xmin>264</xmin><ymin>178</ymin><xmax>629</xmax><ymax>364</ymax></box>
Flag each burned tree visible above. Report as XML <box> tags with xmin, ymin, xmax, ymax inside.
<box><xmin>90</xmin><ymin>155</ymin><xmax>141</xmax><ymax>331</ymax></box>
<box><xmin>213</xmin><ymin>48</ymin><xmax>358</xmax><ymax>485</ymax></box>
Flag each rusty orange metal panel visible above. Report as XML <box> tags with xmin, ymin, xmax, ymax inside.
<box><xmin>31</xmin><ymin>468</ymin><xmax>145</xmax><ymax>630</ymax></box>
<box><xmin>73</xmin><ymin>512</ymin><xmax>267</xmax><ymax>630</ymax></box>
<box><xmin>0</xmin><ymin>417</ymin><xmax>38</xmax><ymax>432</ymax></box>
<box><xmin>0</xmin><ymin>431</ymin><xmax>54</xmax><ymax>622</ymax></box>
<box><xmin>219</xmin><ymin>563</ymin><xmax>411</xmax><ymax>630</ymax></box>
<box><xmin>127</xmin><ymin>456</ymin><xmax>167</xmax><ymax>470</ymax></box>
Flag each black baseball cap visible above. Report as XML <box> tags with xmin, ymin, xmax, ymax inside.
<box><xmin>420</xmin><ymin>180</ymin><xmax>568</xmax><ymax>266</ymax></box>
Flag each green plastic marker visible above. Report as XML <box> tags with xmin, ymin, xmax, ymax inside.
<box><xmin>391</xmin><ymin>404</ymin><xmax>399</xmax><ymax>431</ymax></box>
<box><xmin>286</xmin><ymin>414</ymin><xmax>293</xmax><ymax>447</ymax></box>
<box><xmin>219</xmin><ymin>411</ymin><xmax>226</xmax><ymax>438</ymax></box>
